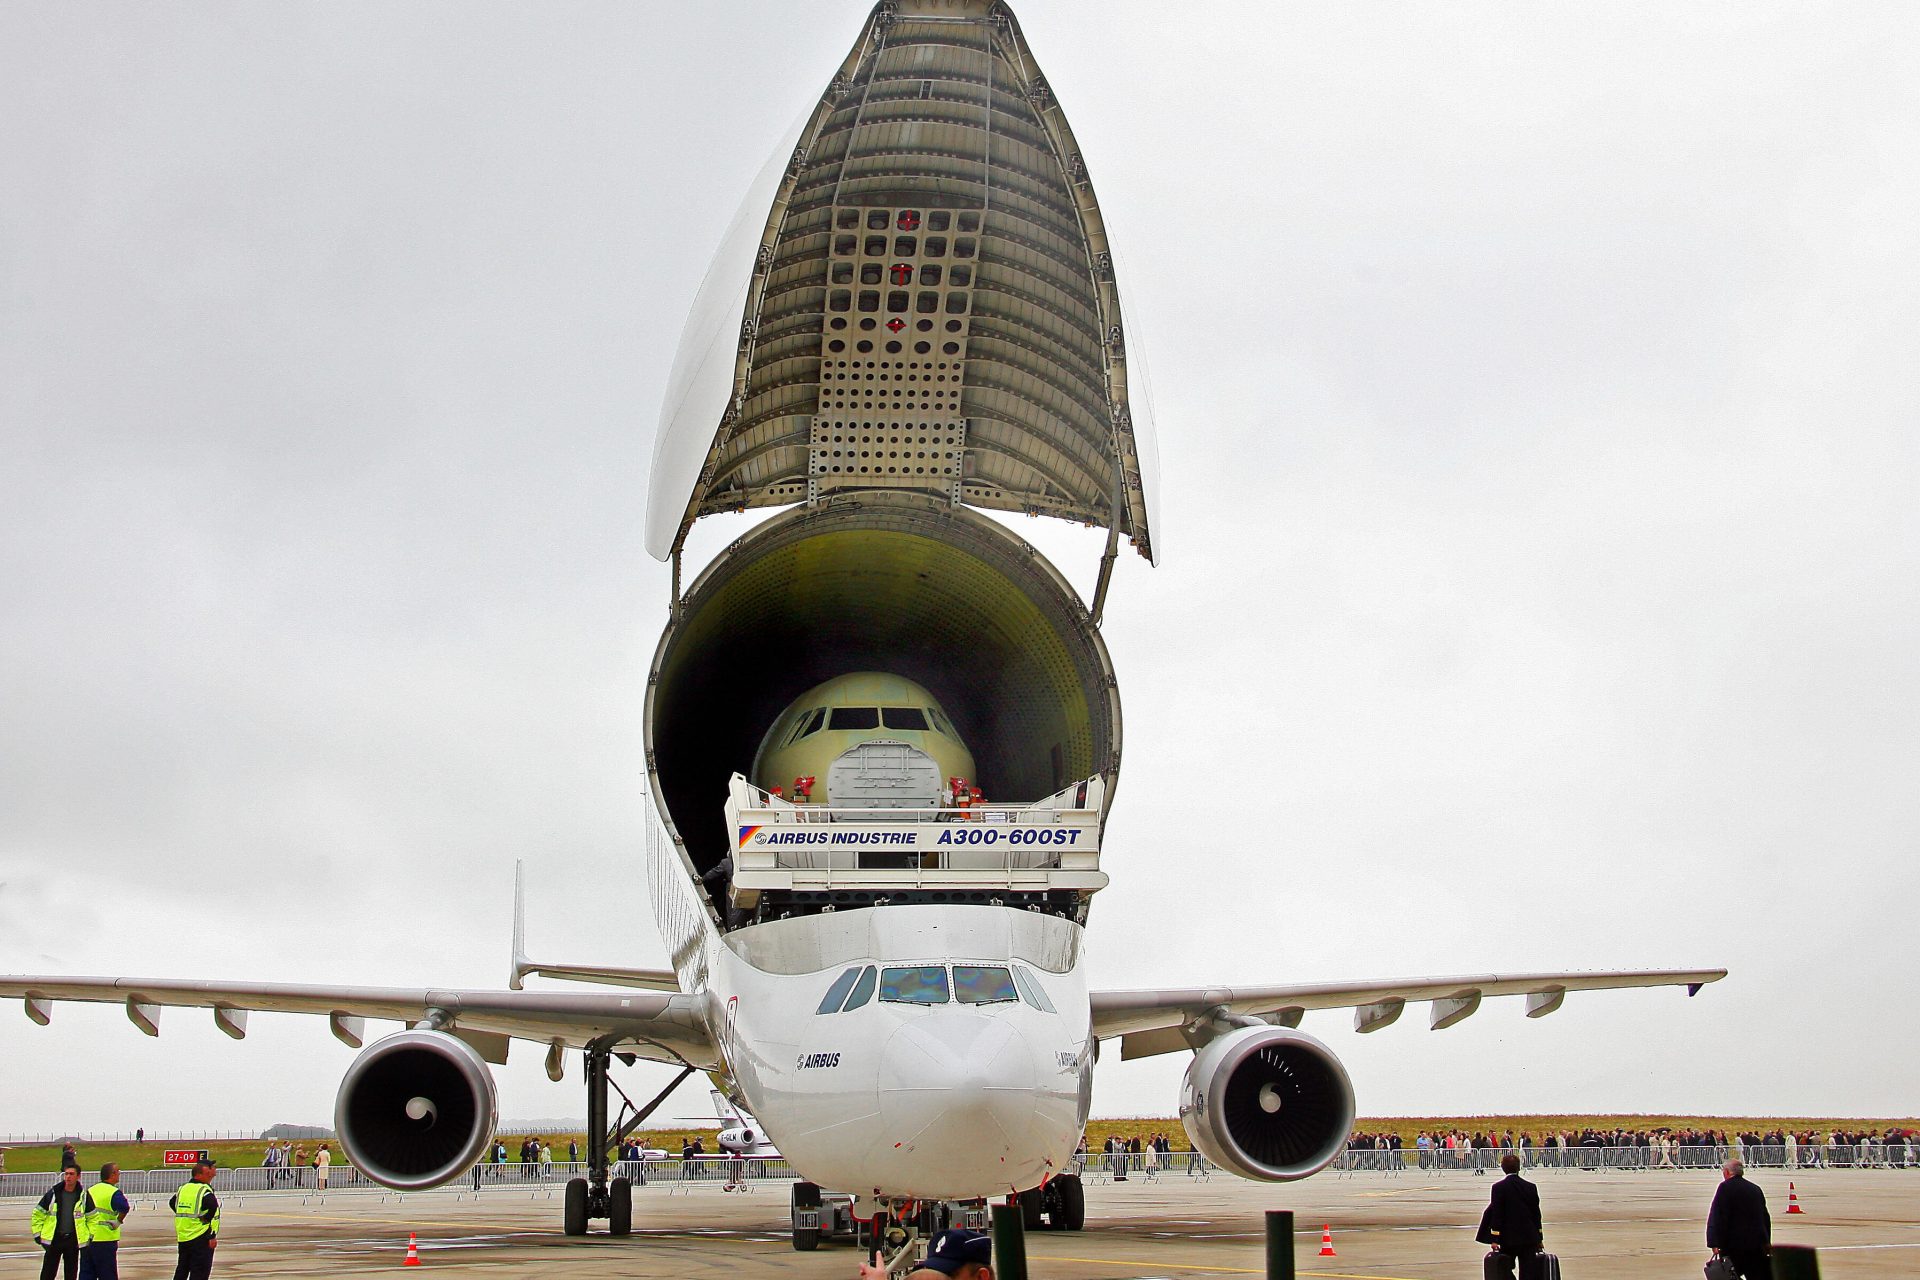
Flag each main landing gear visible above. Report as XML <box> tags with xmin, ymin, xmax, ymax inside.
<box><xmin>1012</xmin><ymin>1174</ymin><xmax>1084</xmax><ymax>1232</ymax></box>
<box><xmin>563</xmin><ymin>1038</ymin><xmax>693</xmax><ymax>1237</ymax></box>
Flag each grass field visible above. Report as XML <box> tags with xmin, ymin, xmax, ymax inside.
<box><xmin>7</xmin><ymin>1114</ymin><xmax>1915</xmax><ymax>1175</ymax></box>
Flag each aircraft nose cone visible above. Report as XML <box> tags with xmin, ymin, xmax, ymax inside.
<box><xmin>878</xmin><ymin>1012</ymin><xmax>1038</xmax><ymax>1186</ymax></box>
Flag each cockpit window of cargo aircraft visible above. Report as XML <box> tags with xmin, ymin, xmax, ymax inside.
<box><xmin>1011</xmin><ymin>965</ymin><xmax>1057</xmax><ymax>1014</ymax></box>
<box><xmin>926</xmin><ymin>708</ymin><xmax>955</xmax><ymax>736</ymax></box>
<box><xmin>880</xmin><ymin>965</ymin><xmax>950</xmax><ymax>1005</ymax></box>
<box><xmin>881</xmin><ymin>707</ymin><xmax>928</xmax><ymax>731</ymax></box>
<box><xmin>816</xmin><ymin>966</ymin><xmax>862</xmax><ymax>1014</ymax></box>
<box><xmin>828</xmin><ymin>707</ymin><xmax>880</xmax><ymax>731</ymax></box>
<box><xmin>786</xmin><ymin>708</ymin><xmax>826</xmax><ymax>746</ymax></box>
<box><xmin>843</xmin><ymin>964</ymin><xmax>877</xmax><ymax>1011</ymax></box>
<box><xmin>952</xmin><ymin>965</ymin><xmax>1018</xmax><ymax>1005</ymax></box>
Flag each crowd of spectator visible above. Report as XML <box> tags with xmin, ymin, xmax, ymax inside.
<box><xmin>1344</xmin><ymin>1126</ymin><xmax>1920</xmax><ymax>1171</ymax></box>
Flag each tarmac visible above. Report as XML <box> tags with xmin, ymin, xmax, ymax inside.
<box><xmin>5</xmin><ymin>1167</ymin><xmax>1916</xmax><ymax>1277</ymax></box>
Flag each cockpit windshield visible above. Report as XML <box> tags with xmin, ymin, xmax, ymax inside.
<box><xmin>828</xmin><ymin>707</ymin><xmax>880</xmax><ymax>731</ymax></box>
<box><xmin>880</xmin><ymin>965</ymin><xmax>950</xmax><ymax>1005</ymax></box>
<box><xmin>844</xmin><ymin>964</ymin><xmax>878</xmax><ymax>1010</ymax></box>
<box><xmin>1011</xmin><ymin>965</ymin><xmax>1057</xmax><ymax>1013</ymax></box>
<box><xmin>881</xmin><ymin>707</ymin><xmax>929</xmax><ymax>731</ymax></box>
<box><xmin>816</xmin><ymin>967</ymin><xmax>861</xmax><ymax>1014</ymax></box>
<box><xmin>953</xmin><ymin>965</ymin><xmax>1018</xmax><ymax>1005</ymax></box>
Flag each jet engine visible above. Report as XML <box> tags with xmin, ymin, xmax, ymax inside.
<box><xmin>1178</xmin><ymin>1026</ymin><xmax>1355</xmax><ymax>1181</ymax></box>
<box><xmin>334</xmin><ymin>1030</ymin><xmax>498</xmax><ymax>1190</ymax></box>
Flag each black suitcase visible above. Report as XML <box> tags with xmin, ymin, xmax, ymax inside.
<box><xmin>1484</xmin><ymin>1253</ymin><xmax>1561</xmax><ymax>1280</ymax></box>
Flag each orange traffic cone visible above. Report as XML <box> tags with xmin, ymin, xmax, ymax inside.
<box><xmin>1787</xmin><ymin>1182</ymin><xmax>1804</xmax><ymax>1214</ymax></box>
<box><xmin>403</xmin><ymin>1232</ymin><xmax>422</xmax><ymax>1266</ymax></box>
<box><xmin>1318</xmin><ymin>1224</ymin><xmax>1337</xmax><ymax>1256</ymax></box>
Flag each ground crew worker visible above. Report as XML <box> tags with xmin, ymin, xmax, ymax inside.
<box><xmin>77</xmin><ymin>1163</ymin><xmax>130</xmax><ymax>1280</ymax></box>
<box><xmin>169</xmin><ymin>1159</ymin><xmax>221</xmax><ymax>1280</ymax></box>
<box><xmin>859</xmin><ymin>1227</ymin><xmax>993</xmax><ymax>1280</ymax></box>
<box><xmin>31</xmin><ymin>1163</ymin><xmax>87</xmax><ymax>1280</ymax></box>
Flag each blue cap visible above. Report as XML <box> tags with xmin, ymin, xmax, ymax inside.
<box><xmin>919</xmin><ymin>1228</ymin><xmax>992</xmax><ymax>1274</ymax></box>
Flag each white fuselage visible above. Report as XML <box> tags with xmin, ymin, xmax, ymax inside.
<box><xmin>698</xmin><ymin>903</ymin><xmax>1094</xmax><ymax>1201</ymax></box>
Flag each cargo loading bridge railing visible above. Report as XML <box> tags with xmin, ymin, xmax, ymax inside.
<box><xmin>723</xmin><ymin>773</ymin><xmax>1107</xmax><ymax>908</ymax></box>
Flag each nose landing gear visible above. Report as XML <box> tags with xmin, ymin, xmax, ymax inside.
<box><xmin>1010</xmin><ymin>1174</ymin><xmax>1084</xmax><ymax>1231</ymax></box>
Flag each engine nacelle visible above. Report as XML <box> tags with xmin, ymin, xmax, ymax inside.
<box><xmin>334</xmin><ymin>1030</ymin><xmax>498</xmax><ymax>1190</ymax></box>
<box><xmin>1178</xmin><ymin>1025</ymin><xmax>1355</xmax><ymax>1181</ymax></box>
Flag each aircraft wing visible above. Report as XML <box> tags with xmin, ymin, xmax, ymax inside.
<box><xmin>0</xmin><ymin>974</ymin><xmax>717</xmax><ymax>1069</ymax></box>
<box><xmin>1091</xmin><ymin>968</ymin><xmax>1727</xmax><ymax>1060</ymax></box>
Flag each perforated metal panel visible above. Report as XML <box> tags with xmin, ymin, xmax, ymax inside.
<box><xmin>811</xmin><ymin>204</ymin><xmax>977</xmax><ymax>502</ymax></box>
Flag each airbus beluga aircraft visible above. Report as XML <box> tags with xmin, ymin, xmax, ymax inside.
<box><xmin>4</xmin><ymin>0</ymin><xmax>1722</xmax><ymax>1258</ymax></box>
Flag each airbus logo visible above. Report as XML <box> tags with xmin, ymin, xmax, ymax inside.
<box><xmin>796</xmin><ymin>1051</ymin><xmax>842</xmax><ymax>1070</ymax></box>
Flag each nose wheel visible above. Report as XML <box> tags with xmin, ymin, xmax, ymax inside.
<box><xmin>1010</xmin><ymin>1175</ymin><xmax>1084</xmax><ymax>1232</ymax></box>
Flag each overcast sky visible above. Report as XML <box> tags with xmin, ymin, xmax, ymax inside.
<box><xmin>3</xmin><ymin>1</ymin><xmax>1916</xmax><ymax>1140</ymax></box>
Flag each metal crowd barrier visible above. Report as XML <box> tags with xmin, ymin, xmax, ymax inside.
<box><xmin>0</xmin><ymin>1156</ymin><xmax>801</xmax><ymax>1201</ymax></box>
<box><xmin>7</xmin><ymin>1143</ymin><xmax>1912</xmax><ymax>1200</ymax></box>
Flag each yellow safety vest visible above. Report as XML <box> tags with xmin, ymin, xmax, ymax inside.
<box><xmin>29</xmin><ymin>1186</ymin><xmax>90</xmax><ymax>1247</ymax></box>
<box><xmin>83</xmin><ymin>1183</ymin><xmax>122</xmax><ymax>1243</ymax></box>
<box><xmin>172</xmin><ymin>1180</ymin><xmax>218</xmax><ymax>1243</ymax></box>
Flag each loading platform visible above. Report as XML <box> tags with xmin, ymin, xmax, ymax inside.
<box><xmin>723</xmin><ymin>774</ymin><xmax>1107</xmax><ymax>910</ymax></box>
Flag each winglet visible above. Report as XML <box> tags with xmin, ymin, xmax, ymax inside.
<box><xmin>509</xmin><ymin>860</ymin><xmax>529</xmax><ymax>991</ymax></box>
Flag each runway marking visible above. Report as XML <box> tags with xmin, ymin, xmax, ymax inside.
<box><xmin>1030</xmin><ymin>1254</ymin><xmax>1431</xmax><ymax>1280</ymax></box>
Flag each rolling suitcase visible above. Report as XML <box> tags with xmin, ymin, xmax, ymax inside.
<box><xmin>1484</xmin><ymin>1249</ymin><xmax>1561</xmax><ymax>1279</ymax></box>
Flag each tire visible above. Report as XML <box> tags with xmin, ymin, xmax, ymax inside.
<box><xmin>792</xmin><ymin>1181</ymin><xmax>822</xmax><ymax>1252</ymax></box>
<box><xmin>609</xmin><ymin>1177</ymin><xmax>632</xmax><ymax>1236</ymax></box>
<box><xmin>563</xmin><ymin>1178</ymin><xmax>588</xmax><ymax>1236</ymax></box>
<box><xmin>1019</xmin><ymin>1190</ymin><xmax>1044</xmax><ymax>1231</ymax></box>
<box><xmin>1054</xmin><ymin>1174</ymin><xmax>1085</xmax><ymax>1231</ymax></box>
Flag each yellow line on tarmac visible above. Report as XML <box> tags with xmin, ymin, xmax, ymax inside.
<box><xmin>1029</xmin><ymin>1253</ymin><xmax>1430</xmax><ymax>1280</ymax></box>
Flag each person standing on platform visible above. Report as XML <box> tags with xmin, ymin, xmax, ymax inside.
<box><xmin>169</xmin><ymin>1159</ymin><xmax>221</xmax><ymax>1280</ymax></box>
<box><xmin>1706</xmin><ymin>1158</ymin><xmax>1771</xmax><ymax>1279</ymax></box>
<box><xmin>30</xmin><ymin>1164</ymin><xmax>87</xmax><ymax>1280</ymax></box>
<box><xmin>77</xmin><ymin>1163</ymin><xmax>130</xmax><ymax>1280</ymax></box>
<box><xmin>1476</xmin><ymin>1154</ymin><xmax>1544</xmax><ymax>1279</ymax></box>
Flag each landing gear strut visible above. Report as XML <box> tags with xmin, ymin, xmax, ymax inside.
<box><xmin>563</xmin><ymin>1037</ymin><xmax>692</xmax><ymax>1237</ymax></box>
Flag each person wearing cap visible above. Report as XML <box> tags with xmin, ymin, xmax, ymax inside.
<box><xmin>169</xmin><ymin>1159</ymin><xmax>221</xmax><ymax>1280</ymax></box>
<box><xmin>29</xmin><ymin>1164</ymin><xmax>87</xmax><ymax>1280</ymax></box>
<box><xmin>77</xmin><ymin>1162</ymin><xmax>130</xmax><ymax>1280</ymax></box>
<box><xmin>858</xmin><ymin>1227</ymin><xmax>992</xmax><ymax>1280</ymax></box>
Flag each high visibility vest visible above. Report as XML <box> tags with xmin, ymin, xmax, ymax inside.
<box><xmin>29</xmin><ymin>1186</ymin><xmax>90</xmax><ymax>1247</ymax></box>
<box><xmin>173</xmin><ymin>1181</ymin><xmax>218</xmax><ymax>1243</ymax></box>
<box><xmin>83</xmin><ymin>1183</ymin><xmax>122</xmax><ymax>1243</ymax></box>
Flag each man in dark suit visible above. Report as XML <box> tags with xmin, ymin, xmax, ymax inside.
<box><xmin>1707</xmin><ymin>1158</ymin><xmax>1771</xmax><ymax>1278</ymax></box>
<box><xmin>1476</xmin><ymin>1154</ymin><xmax>1544</xmax><ymax>1278</ymax></box>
